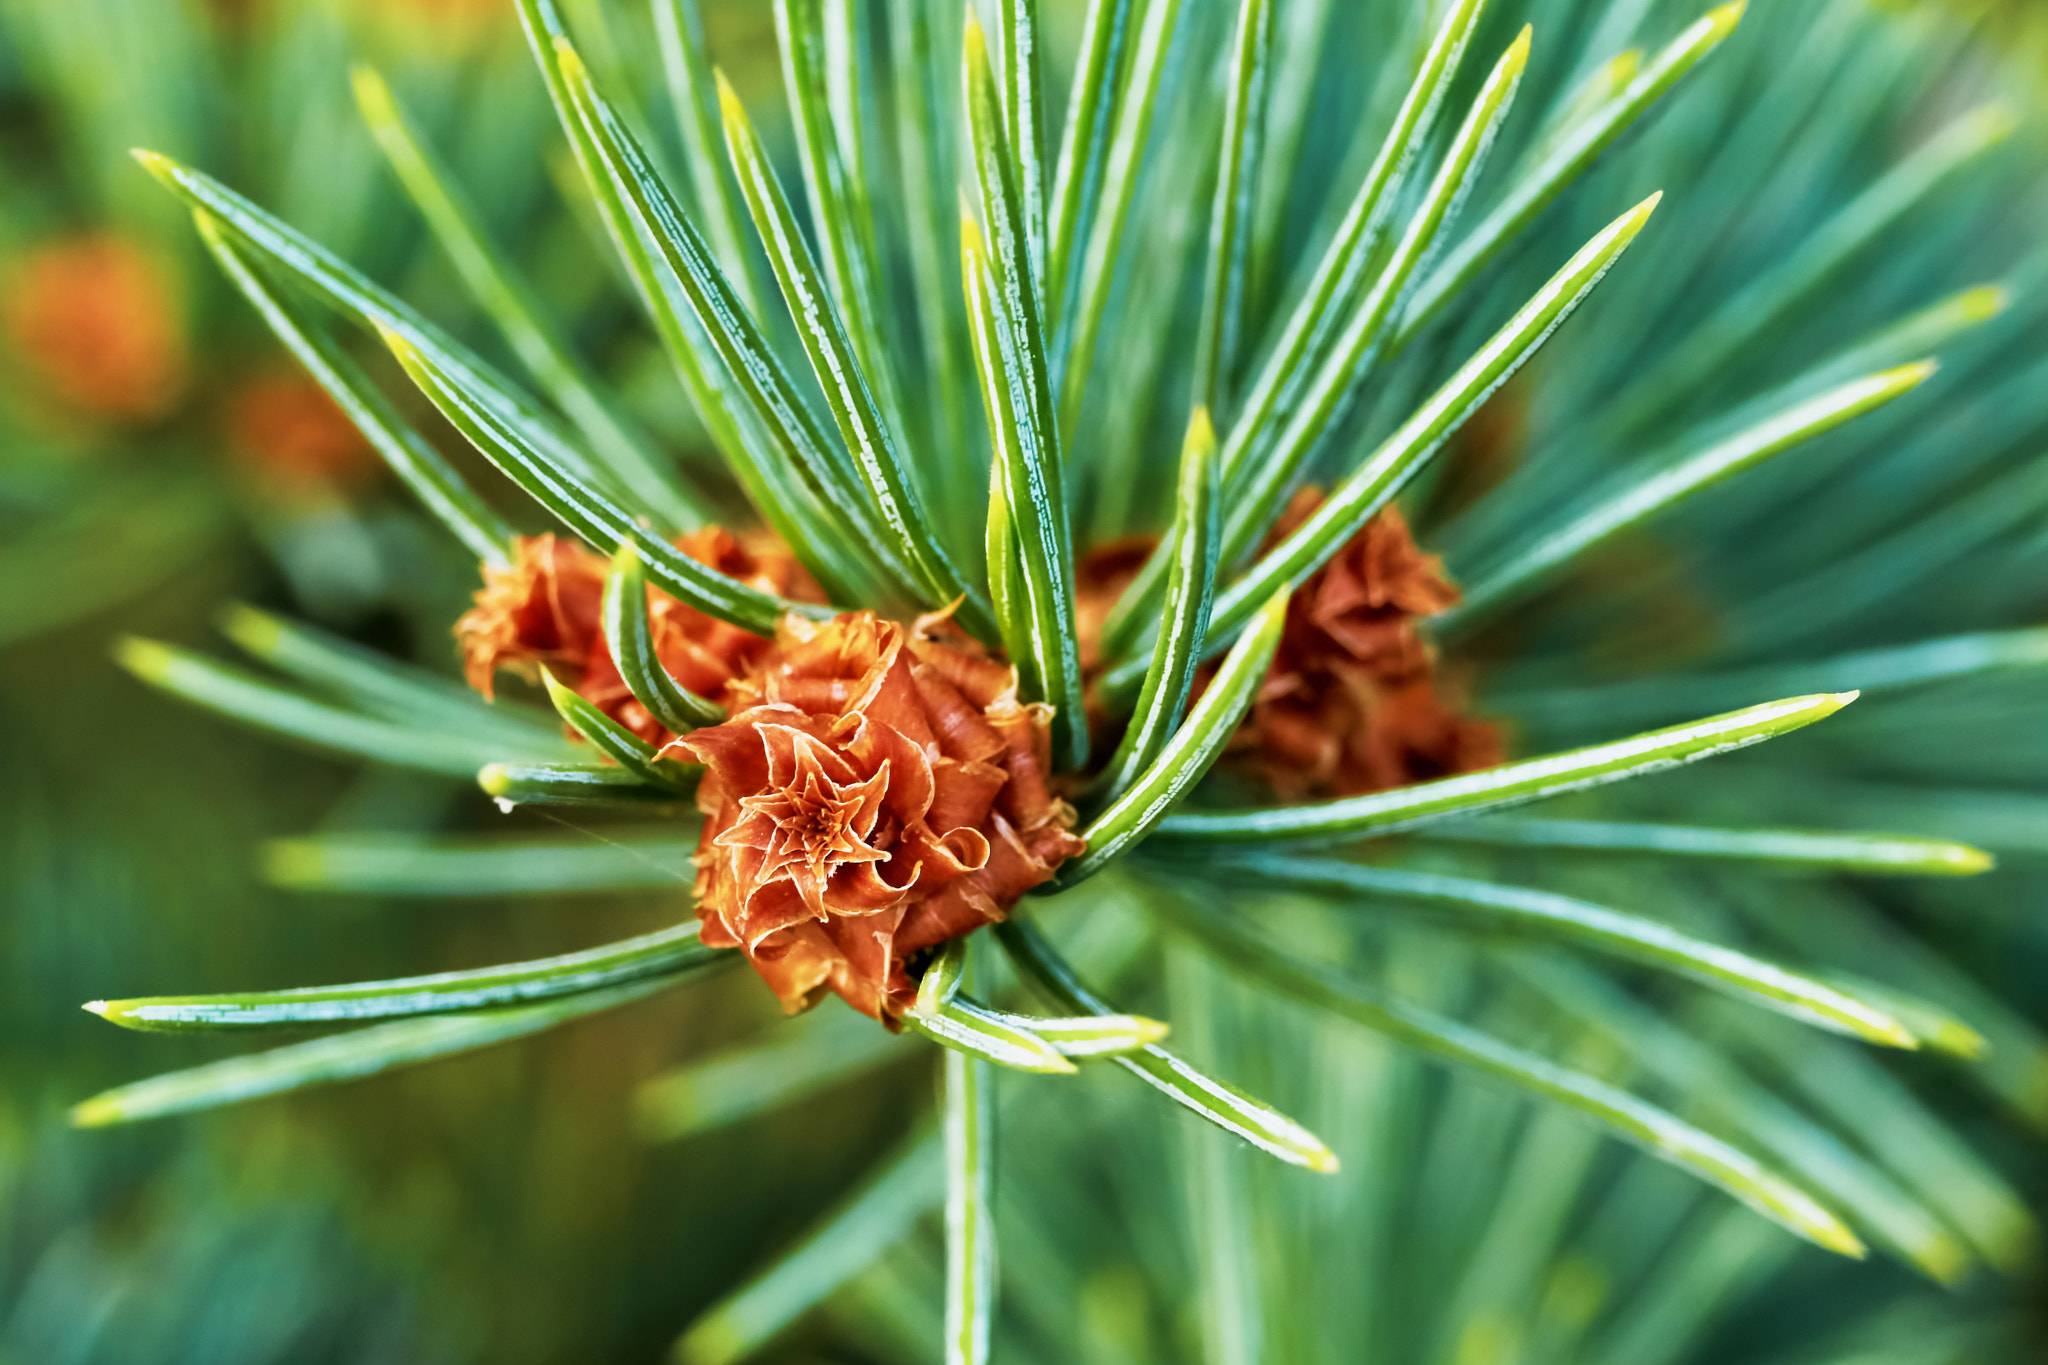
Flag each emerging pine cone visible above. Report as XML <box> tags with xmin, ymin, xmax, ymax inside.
<box><xmin>679</xmin><ymin>610</ymin><xmax>1083</xmax><ymax>1020</ymax></box>
<box><xmin>460</xmin><ymin>533</ymin><xmax>1086</xmax><ymax>1017</ymax></box>
<box><xmin>464</xmin><ymin>504</ymin><xmax>1494</xmax><ymax>1014</ymax></box>
<box><xmin>457</xmin><ymin>529</ymin><xmax>820</xmax><ymax>744</ymax></box>
<box><xmin>1241</xmin><ymin>491</ymin><xmax>1502</xmax><ymax>798</ymax></box>
<box><xmin>4</xmin><ymin>236</ymin><xmax>187</xmax><ymax>423</ymax></box>
<box><xmin>1077</xmin><ymin>496</ymin><xmax>1500</xmax><ymax>800</ymax></box>
<box><xmin>221</xmin><ymin>369</ymin><xmax>379</xmax><ymax>493</ymax></box>
<box><xmin>457</xmin><ymin>534</ymin><xmax>604</xmax><ymax>699</ymax></box>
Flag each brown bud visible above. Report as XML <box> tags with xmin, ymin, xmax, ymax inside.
<box><xmin>679</xmin><ymin>610</ymin><xmax>1084</xmax><ymax>1021</ymax></box>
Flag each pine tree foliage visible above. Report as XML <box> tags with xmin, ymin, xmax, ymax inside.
<box><xmin>61</xmin><ymin>0</ymin><xmax>2048</xmax><ymax>1359</ymax></box>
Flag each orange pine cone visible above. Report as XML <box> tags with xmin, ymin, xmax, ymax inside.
<box><xmin>453</xmin><ymin>529</ymin><xmax>822</xmax><ymax>744</ymax></box>
<box><xmin>1070</xmin><ymin>490</ymin><xmax>1501</xmax><ymax>801</ymax></box>
<box><xmin>679</xmin><ymin>610</ymin><xmax>1084</xmax><ymax>1021</ymax></box>
<box><xmin>1238</xmin><ymin>489</ymin><xmax>1502</xmax><ymax>799</ymax></box>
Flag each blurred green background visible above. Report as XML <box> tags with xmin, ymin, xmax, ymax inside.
<box><xmin>0</xmin><ymin>4</ymin><xmax>908</xmax><ymax>1359</ymax></box>
<box><xmin>1</xmin><ymin>0</ymin><xmax>2044</xmax><ymax>1361</ymax></box>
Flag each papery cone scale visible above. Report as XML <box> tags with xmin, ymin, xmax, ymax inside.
<box><xmin>1075</xmin><ymin>491</ymin><xmax>1501</xmax><ymax>801</ymax></box>
<box><xmin>1242</xmin><ymin>490</ymin><xmax>1503</xmax><ymax>799</ymax></box>
<box><xmin>455</xmin><ymin>528</ymin><xmax>822</xmax><ymax>745</ymax></box>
